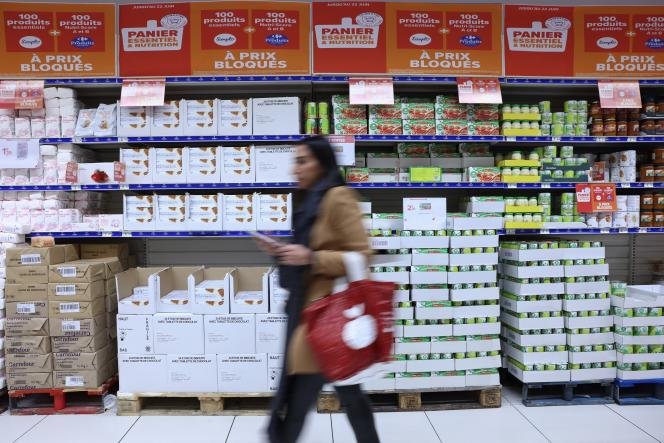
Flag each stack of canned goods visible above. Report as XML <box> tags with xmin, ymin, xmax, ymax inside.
<box><xmin>304</xmin><ymin>101</ymin><xmax>330</xmax><ymax>135</ymax></box>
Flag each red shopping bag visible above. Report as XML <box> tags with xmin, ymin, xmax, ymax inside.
<box><xmin>302</xmin><ymin>279</ymin><xmax>395</xmax><ymax>382</ymax></box>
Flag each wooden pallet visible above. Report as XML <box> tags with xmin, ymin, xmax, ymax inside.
<box><xmin>116</xmin><ymin>392</ymin><xmax>275</xmax><ymax>416</ymax></box>
<box><xmin>614</xmin><ymin>378</ymin><xmax>664</xmax><ymax>406</ymax></box>
<box><xmin>9</xmin><ymin>375</ymin><xmax>118</xmax><ymax>415</ymax></box>
<box><xmin>317</xmin><ymin>386</ymin><xmax>501</xmax><ymax>413</ymax></box>
<box><xmin>518</xmin><ymin>379</ymin><xmax>614</xmax><ymax>407</ymax></box>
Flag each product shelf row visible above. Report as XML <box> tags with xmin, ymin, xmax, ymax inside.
<box><xmin>2</xmin><ymin>182</ymin><xmax>663</xmax><ymax>192</ymax></box>
<box><xmin>37</xmin><ymin>135</ymin><xmax>664</xmax><ymax>145</ymax></box>
<box><xmin>22</xmin><ymin>228</ymin><xmax>664</xmax><ymax>239</ymax></box>
<box><xmin>38</xmin><ymin>76</ymin><xmax>664</xmax><ymax>87</ymax></box>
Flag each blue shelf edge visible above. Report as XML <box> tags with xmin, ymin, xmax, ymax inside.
<box><xmin>26</xmin><ymin>230</ymin><xmax>292</xmax><ymax>238</ymax></box>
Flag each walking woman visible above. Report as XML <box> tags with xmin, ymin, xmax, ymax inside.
<box><xmin>254</xmin><ymin>136</ymin><xmax>380</xmax><ymax>443</ymax></box>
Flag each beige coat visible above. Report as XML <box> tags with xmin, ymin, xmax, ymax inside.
<box><xmin>287</xmin><ymin>186</ymin><xmax>371</xmax><ymax>374</ymax></box>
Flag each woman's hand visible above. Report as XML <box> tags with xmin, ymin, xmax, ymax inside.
<box><xmin>276</xmin><ymin>244</ymin><xmax>313</xmax><ymax>266</ymax></box>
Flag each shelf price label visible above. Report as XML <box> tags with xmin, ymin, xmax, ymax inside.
<box><xmin>457</xmin><ymin>77</ymin><xmax>502</xmax><ymax>104</ymax></box>
<box><xmin>349</xmin><ymin>77</ymin><xmax>394</xmax><ymax>105</ymax></box>
<box><xmin>598</xmin><ymin>80</ymin><xmax>642</xmax><ymax>108</ymax></box>
<box><xmin>120</xmin><ymin>79</ymin><xmax>165</xmax><ymax>107</ymax></box>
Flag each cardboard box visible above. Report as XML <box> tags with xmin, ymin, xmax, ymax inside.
<box><xmin>502</xmin><ymin>329</ymin><xmax>566</xmax><ymax>347</ymax></box>
<box><xmin>204</xmin><ymin>314</ymin><xmax>255</xmax><ymax>354</ymax></box>
<box><xmin>155</xmin><ymin>194</ymin><xmax>188</xmax><ymax>231</ymax></box>
<box><xmin>394</xmin><ymin>305</ymin><xmax>414</xmax><ymax>320</ymax></box>
<box><xmin>410</xmin><ymin>267</ymin><xmax>447</xmax><ymax>285</ymax></box>
<box><xmin>369</xmin><ymin>236</ymin><xmax>402</xmax><ymax>250</ymax></box>
<box><xmin>400</xmin><ymin>235</ymin><xmax>449</xmax><ymax>249</ymax></box>
<box><xmin>221</xmin><ymin>146</ymin><xmax>254</xmax><ymax>183</ymax></box>
<box><xmin>394</xmin><ymin>337</ymin><xmax>431</xmax><ymax>354</ymax></box>
<box><xmin>188</xmin><ymin>194</ymin><xmax>223</xmax><ymax>231</ymax></box>
<box><xmin>404</xmin><ymin>323</ymin><xmax>453</xmax><ymax>338</ymax></box>
<box><xmin>53</xmin><ymin>344</ymin><xmax>114</xmax><ymax>370</ymax></box>
<box><xmin>47</xmin><ymin>280</ymin><xmax>105</xmax><ymax>302</ymax></box>
<box><xmin>167</xmin><ymin>354</ymin><xmax>218</xmax><ymax>392</ymax></box>
<box><xmin>466</xmin><ymin>337</ymin><xmax>501</xmax><ymax>352</ymax></box>
<box><xmin>562</xmin><ymin>298</ymin><xmax>611</xmax><ymax>312</ymax></box>
<box><xmin>430</xmin><ymin>336</ymin><xmax>466</xmax><ymax>353</ymax></box>
<box><xmin>501</xmin><ymin>312</ymin><xmax>564</xmax><ymax>330</ymax></box>
<box><xmin>616</xmin><ymin>352</ymin><xmax>664</xmax><ymax>364</ymax></box>
<box><xmin>268</xmin><ymin>268</ymin><xmax>288</xmax><ymax>314</ymax></box>
<box><xmin>505</xmin><ymin>345</ymin><xmax>567</xmax><ymax>365</ymax></box>
<box><xmin>217</xmin><ymin>354</ymin><xmax>269</xmax><ymax>393</ymax></box>
<box><xmin>256</xmin><ymin>314</ymin><xmax>287</xmax><ymax>354</ymax></box>
<box><xmin>454</xmin><ymin>304</ymin><xmax>500</xmax><ymax>319</ymax></box>
<box><xmin>7</xmin><ymin>372</ymin><xmax>53</xmax><ymax>390</ymax></box>
<box><xmin>362</xmin><ymin>374</ymin><xmax>397</xmax><ymax>392</ymax></box>
<box><xmin>500</xmin><ymin>297</ymin><xmax>562</xmax><ymax>313</ymax></box>
<box><xmin>118</xmin><ymin>108</ymin><xmax>152</xmax><ymax>137</ymax></box>
<box><xmin>230</xmin><ymin>267</ymin><xmax>270</xmax><ymax>314</ymax></box>
<box><xmin>6</xmin><ymin>266</ymin><xmax>49</xmax><ymax>284</ymax></box>
<box><xmin>614</xmin><ymin>334</ymin><xmax>664</xmax><ymax>346</ymax></box>
<box><xmin>453</xmin><ymin>322</ymin><xmax>500</xmax><ymax>336</ymax></box>
<box><xmin>403</xmin><ymin>198</ymin><xmax>446</xmax><ymax>230</ymax></box>
<box><xmin>430</xmin><ymin>372</ymin><xmax>466</xmax><ymax>388</ymax></box>
<box><xmin>6</xmin><ymin>244</ymin><xmax>76</xmax><ymax>267</ymax></box>
<box><xmin>370</xmin><ymin>271</ymin><xmax>409</xmax><ymax>285</ymax></box>
<box><xmin>500</xmin><ymin>247</ymin><xmax>564</xmax><ymax>262</ymax></box>
<box><xmin>563</xmin><ymin>247</ymin><xmax>606</xmax><ymax>260</ymax></box>
<box><xmin>4</xmin><ymin>284</ymin><xmax>48</xmax><ymax>302</ymax></box>
<box><xmin>53</xmin><ymin>358</ymin><xmax>116</xmax><ymax>388</ymax></box>
<box><xmin>6</xmin><ymin>301</ymin><xmax>48</xmax><ymax>317</ymax></box>
<box><xmin>256</xmin><ymin>193</ymin><xmax>292</xmax><ymax>231</ymax></box>
<box><xmin>466</xmin><ymin>370</ymin><xmax>500</xmax><ymax>387</ymax></box>
<box><xmin>395</xmin><ymin>372</ymin><xmax>431</xmax><ymax>390</ymax></box>
<box><xmin>449</xmin><ymin>235</ymin><xmax>499</xmax><ymax>249</ymax></box>
<box><xmin>570</xmin><ymin>367</ymin><xmax>616</xmax><ymax>382</ymax></box>
<box><xmin>372</xmin><ymin>213</ymin><xmax>403</xmax><ymax>231</ymax></box>
<box><xmin>252</xmin><ymin>97</ymin><xmax>301</xmax><ymax>135</ymax></box>
<box><xmin>454</xmin><ymin>355</ymin><xmax>501</xmax><ymax>371</ymax></box>
<box><xmin>116</xmin><ymin>267</ymin><xmax>168</xmax><ymax>315</ymax></box>
<box><xmin>184</xmin><ymin>99</ymin><xmax>218</xmax><ymax>136</ymax></box>
<box><xmin>501</xmin><ymin>264</ymin><xmax>564</xmax><ymax>279</ymax></box>
<box><xmin>188</xmin><ymin>267</ymin><xmax>236</xmax><ymax>315</ymax></box>
<box><xmin>223</xmin><ymin>194</ymin><xmax>256</xmax><ymax>231</ymax></box>
<box><xmin>119</xmin><ymin>354</ymin><xmax>168</xmax><ymax>392</ymax></box>
<box><xmin>5</xmin><ymin>317</ymin><xmax>49</xmax><ymax>336</ymax></box>
<box><xmin>51</xmin><ymin>333</ymin><xmax>109</xmax><ymax>353</ymax></box>
<box><xmin>80</xmin><ymin>243</ymin><xmax>129</xmax><ymax>266</ymax></box>
<box><xmin>569</xmin><ymin>350</ymin><xmax>616</xmax><ymax>364</ymax></box>
<box><xmin>5</xmin><ymin>336</ymin><xmax>51</xmax><ymax>354</ymax></box>
<box><xmin>6</xmin><ymin>352</ymin><xmax>53</xmax><ymax>373</ymax></box>
<box><xmin>406</xmin><ymin>358</ymin><xmax>454</xmax><ymax>372</ymax></box>
<box><xmin>565</xmin><ymin>281</ymin><xmax>610</xmax><ymax>294</ymax></box>
<box><xmin>410</xmin><ymin>250</ymin><xmax>446</xmax><ymax>266</ymax></box>
<box><xmin>254</xmin><ymin>145</ymin><xmax>297</xmax><ymax>183</ymax></box>
<box><xmin>152</xmin><ymin>266</ymin><xmax>203</xmax><ymax>313</ymax></box>
<box><xmin>448</xmin><ymin>253</ymin><xmax>498</xmax><ymax>267</ymax></box>
<box><xmin>450</xmin><ymin>286</ymin><xmax>499</xmax><ymax>302</ymax></box>
<box><xmin>564</xmin><ymin>264</ymin><xmax>609</xmax><ymax>277</ymax></box>
<box><xmin>116</xmin><ymin>315</ymin><xmax>154</xmax><ymax>354</ymax></box>
<box><xmin>410</xmin><ymin>287</ymin><xmax>449</xmax><ymax>302</ymax></box>
<box><xmin>218</xmin><ymin>99</ymin><xmax>252</xmax><ymax>135</ymax></box>
<box><xmin>49</xmin><ymin>314</ymin><xmax>107</xmax><ymax>337</ymax></box>
<box><xmin>564</xmin><ymin>315</ymin><xmax>613</xmax><ymax>329</ymax></box>
<box><xmin>567</xmin><ymin>332</ymin><xmax>614</xmax><ymax>346</ymax></box>
<box><xmin>151</xmin><ymin>99</ymin><xmax>184</xmax><ymax>136</ymax></box>
<box><xmin>501</xmin><ymin>280</ymin><xmax>565</xmax><ymax>296</ymax></box>
<box><xmin>447</xmin><ymin>216</ymin><xmax>503</xmax><ymax>231</ymax></box>
<box><xmin>507</xmin><ymin>364</ymin><xmax>570</xmax><ymax>383</ymax></box>
<box><xmin>616</xmin><ymin>369</ymin><xmax>664</xmax><ymax>381</ymax></box>
<box><xmin>48</xmin><ymin>260</ymin><xmax>107</xmax><ymax>284</ymax></box>
<box><xmin>154</xmin><ymin>313</ymin><xmax>204</xmax><ymax>354</ymax></box>
<box><xmin>123</xmin><ymin>195</ymin><xmax>155</xmax><ymax>231</ymax></box>
<box><xmin>447</xmin><ymin>270</ymin><xmax>496</xmax><ymax>285</ymax></box>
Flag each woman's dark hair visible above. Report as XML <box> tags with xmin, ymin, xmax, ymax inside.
<box><xmin>298</xmin><ymin>135</ymin><xmax>345</xmax><ymax>186</ymax></box>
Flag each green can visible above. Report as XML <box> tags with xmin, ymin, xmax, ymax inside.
<box><xmin>319</xmin><ymin>118</ymin><xmax>330</xmax><ymax>135</ymax></box>
<box><xmin>305</xmin><ymin>118</ymin><xmax>318</xmax><ymax>134</ymax></box>
<box><xmin>306</xmin><ymin>102</ymin><xmax>318</xmax><ymax>119</ymax></box>
<box><xmin>318</xmin><ymin>102</ymin><xmax>329</xmax><ymax>119</ymax></box>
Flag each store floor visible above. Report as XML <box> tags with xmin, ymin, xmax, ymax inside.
<box><xmin>1</xmin><ymin>385</ymin><xmax>663</xmax><ymax>443</ymax></box>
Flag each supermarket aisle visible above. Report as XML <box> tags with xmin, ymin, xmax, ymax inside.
<box><xmin>2</xmin><ymin>390</ymin><xmax>664</xmax><ymax>443</ymax></box>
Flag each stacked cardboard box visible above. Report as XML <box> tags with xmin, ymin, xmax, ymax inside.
<box><xmin>500</xmin><ymin>241</ymin><xmax>569</xmax><ymax>383</ymax></box>
<box><xmin>363</xmin><ymin>199</ymin><xmax>502</xmax><ymax>390</ymax></box>
<box><xmin>612</xmin><ymin>283</ymin><xmax>664</xmax><ymax>380</ymax></box>
<box><xmin>117</xmin><ymin>266</ymin><xmax>287</xmax><ymax>393</ymax></box>
<box><xmin>47</xmin><ymin>247</ymin><xmax>124</xmax><ymax>389</ymax></box>
<box><xmin>562</xmin><ymin>242</ymin><xmax>615</xmax><ymax>381</ymax></box>
<box><xmin>4</xmin><ymin>245</ymin><xmax>77</xmax><ymax>390</ymax></box>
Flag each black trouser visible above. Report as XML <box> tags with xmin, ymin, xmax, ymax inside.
<box><xmin>275</xmin><ymin>374</ymin><xmax>380</xmax><ymax>443</ymax></box>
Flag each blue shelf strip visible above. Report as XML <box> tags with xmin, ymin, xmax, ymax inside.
<box><xmin>27</xmin><ymin>230</ymin><xmax>292</xmax><ymax>238</ymax></box>
<box><xmin>37</xmin><ymin>135</ymin><xmax>664</xmax><ymax>144</ymax></box>
<box><xmin>615</xmin><ymin>378</ymin><xmax>664</xmax><ymax>387</ymax></box>
<box><xmin>23</xmin><ymin>228</ymin><xmax>664</xmax><ymax>238</ymax></box>
<box><xmin>40</xmin><ymin>76</ymin><xmax>664</xmax><ymax>87</ymax></box>
<box><xmin>2</xmin><ymin>182</ymin><xmax>662</xmax><ymax>192</ymax></box>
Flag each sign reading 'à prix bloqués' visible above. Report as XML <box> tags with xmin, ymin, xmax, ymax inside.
<box><xmin>118</xmin><ymin>1</ymin><xmax>310</xmax><ymax>77</ymax></box>
<box><xmin>0</xmin><ymin>2</ymin><xmax>116</xmax><ymax>77</ymax></box>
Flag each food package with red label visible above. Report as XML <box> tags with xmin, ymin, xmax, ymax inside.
<box><xmin>369</xmin><ymin>119</ymin><xmax>403</xmax><ymax>135</ymax></box>
<box><xmin>466</xmin><ymin>167</ymin><xmax>501</xmax><ymax>183</ymax></box>
<box><xmin>436</xmin><ymin>120</ymin><xmax>469</xmax><ymax>136</ymax></box>
<box><xmin>369</xmin><ymin>105</ymin><xmax>402</xmax><ymax>120</ymax></box>
<box><xmin>403</xmin><ymin>120</ymin><xmax>436</xmax><ymax>135</ymax></box>
<box><xmin>469</xmin><ymin>105</ymin><xmax>500</xmax><ymax>122</ymax></box>
<box><xmin>345</xmin><ymin>168</ymin><xmax>369</xmax><ymax>183</ymax></box>
<box><xmin>401</xmin><ymin>103</ymin><xmax>435</xmax><ymax>120</ymax></box>
<box><xmin>332</xmin><ymin>103</ymin><xmax>367</xmax><ymax>120</ymax></box>
<box><xmin>334</xmin><ymin>119</ymin><xmax>368</xmax><ymax>135</ymax></box>
<box><xmin>397</xmin><ymin>143</ymin><xmax>429</xmax><ymax>155</ymax></box>
<box><xmin>435</xmin><ymin>95</ymin><xmax>460</xmax><ymax>105</ymax></box>
<box><xmin>471</xmin><ymin>121</ymin><xmax>500</xmax><ymax>136</ymax></box>
<box><xmin>435</xmin><ymin>103</ymin><xmax>469</xmax><ymax>120</ymax></box>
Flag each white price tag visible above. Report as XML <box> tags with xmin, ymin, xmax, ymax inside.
<box><xmin>101</xmin><ymin>232</ymin><xmax>113</xmax><ymax>238</ymax></box>
<box><xmin>55</xmin><ymin>284</ymin><xmax>77</xmax><ymax>296</ymax></box>
<box><xmin>541</xmin><ymin>229</ymin><xmax>550</xmax><ymax>235</ymax></box>
<box><xmin>506</xmin><ymin>137</ymin><xmax>516</xmax><ymax>142</ymax></box>
<box><xmin>622</xmin><ymin>183</ymin><xmax>631</xmax><ymax>188</ymax></box>
<box><xmin>20</xmin><ymin>254</ymin><xmax>41</xmax><ymax>265</ymax></box>
<box><xmin>551</xmin><ymin>137</ymin><xmax>561</xmax><ymax>142</ymax></box>
<box><xmin>58</xmin><ymin>267</ymin><xmax>77</xmax><ymax>278</ymax></box>
<box><xmin>627</xmin><ymin>137</ymin><xmax>637</xmax><ymax>143</ymax></box>
<box><xmin>507</xmin><ymin>184</ymin><xmax>517</xmax><ymax>189</ymax></box>
<box><xmin>65</xmin><ymin>376</ymin><xmax>85</xmax><ymax>387</ymax></box>
<box><xmin>644</xmin><ymin>183</ymin><xmax>654</xmax><ymax>188</ymax></box>
<box><xmin>59</xmin><ymin>302</ymin><xmax>80</xmax><ymax>313</ymax></box>
<box><xmin>540</xmin><ymin>183</ymin><xmax>550</xmax><ymax>188</ymax></box>
<box><xmin>600</xmin><ymin>228</ymin><xmax>610</xmax><ymax>234</ymax></box>
<box><xmin>61</xmin><ymin>320</ymin><xmax>81</xmax><ymax>332</ymax></box>
<box><xmin>16</xmin><ymin>303</ymin><xmax>36</xmax><ymax>314</ymax></box>
<box><xmin>595</xmin><ymin>137</ymin><xmax>607</xmax><ymax>143</ymax></box>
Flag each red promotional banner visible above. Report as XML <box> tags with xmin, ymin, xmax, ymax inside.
<box><xmin>457</xmin><ymin>77</ymin><xmax>502</xmax><ymax>104</ymax></box>
<box><xmin>598</xmin><ymin>80</ymin><xmax>642</xmax><ymax>108</ymax></box>
<box><xmin>576</xmin><ymin>183</ymin><xmax>617</xmax><ymax>213</ymax></box>
<box><xmin>0</xmin><ymin>80</ymin><xmax>43</xmax><ymax>109</ymax></box>
<box><xmin>504</xmin><ymin>5</ymin><xmax>575</xmax><ymax>77</ymax></box>
<box><xmin>312</xmin><ymin>2</ymin><xmax>502</xmax><ymax>75</ymax></box>
<box><xmin>0</xmin><ymin>3</ymin><xmax>116</xmax><ymax>77</ymax></box>
<box><xmin>119</xmin><ymin>3</ymin><xmax>192</xmax><ymax>76</ymax></box>
<box><xmin>573</xmin><ymin>6</ymin><xmax>664</xmax><ymax>78</ymax></box>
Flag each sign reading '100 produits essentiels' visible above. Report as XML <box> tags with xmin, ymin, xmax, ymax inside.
<box><xmin>119</xmin><ymin>1</ymin><xmax>310</xmax><ymax>77</ymax></box>
<box><xmin>0</xmin><ymin>2</ymin><xmax>116</xmax><ymax>77</ymax></box>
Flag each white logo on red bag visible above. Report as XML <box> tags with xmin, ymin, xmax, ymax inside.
<box><xmin>341</xmin><ymin>304</ymin><xmax>377</xmax><ymax>350</ymax></box>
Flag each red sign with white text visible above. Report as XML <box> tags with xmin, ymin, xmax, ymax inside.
<box><xmin>119</xmin><ymin>3</ymin><xmax>192</xmax><ymax>76</ymax></box>
<box><xmin>457</xmin><ymin>77</ymin><xmax>502</xmax><ymax>104</ymax></box>
<box><xmin>349</xmin><ymin>77</ymin><xmax>394</xmax><ymax>105</ymax></box>
<box><xmin>0</xmin><ymin>81</ymin><xmax>43</xmax><ymax>109</ymax></box>
<box><xmin>598</xmin><ymin>81</ymin><xmax>642</xmax><ymax>108</ymax></box>
<box><xmin>504</xmin><ymin>5</ymin><xmax>575</xmax><ymax>77</ymax></box>
<box><xmin>576</xmin><ymin>183</ymin><xmax>617</xmax><ymax>213</ymax></box>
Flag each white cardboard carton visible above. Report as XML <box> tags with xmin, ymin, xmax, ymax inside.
<box><xmin>222</xmin><ymin>194</ymin><xmax>256</xmax><ymax>231</ymax></box>
<box><xmin>256</xmin><ymin>194</ymin><xmax>291</xmax><ymax>231</ymax></box>
<box><xmin>254</xmin><ymin>145</ymin><xmax>297</xmax><ymax>183</ymax></box>
<box><xmin>217</xmin><ymin>353</ymin><xmax>268</xmax><ymax>393</ymax></box>
<box><xmin>120</xmin><ymin>148</ymin><xmax>153</xmax><ymax>184</ymax></box>
<box><xmin>252</xmin><ymin>97</ymin><xmax>301</xmax><ymax>135</ymax></box>
<box><xmin>154</xmin><ymin>148</ymin><xmax>187</xmax><ymax>184</ymax></box>
<box><xmin>117</xmin><ymin>314</ymin><xmax>154</xmax><ymax>354</ymax></box>
<box><xmin>167</xmin><ymin>354</ymin><xmax>218</xmax><ymax>392</ymax></box>
<box><xmin>151</xmin><ymin>100</ymin><xmax>184</xmax><ymax>136</ymax></box>
<box><xmin>220</xmin><ymin>146</ymin><xmax>254</xmax><ymax>183</ymax></box>
<box><xmin>188</xmin><ymin>267</ymin><xmax>236</xmax><ymax>314</ymax></box>
<box><xmin>268</xmin><ymin>353</ymin><xmax>284</xmax><ymax>391</ymax></box>
<box><xmin>123</xmin><ymin>195</ymin><xmax>155</xmax><ymax>231</ymax></box>
<box><xmin>230</xmin><ymin>267</ymin><xmax>270</xmax><ymax>314</ymax></box>
<box><xmin>117</xmin><ymin>104</ymin><xmax>152</xmax><ymax>137</ymax></box>
<box><xmin>187</xmin><ymin>147</ymin><xmax>221</xmax><ymax>183</ymax></box>
<box><xmin>403</xmin><ymin>198</ymin><xmax>446</xmax><ymax>231</ymax></box>
<box><xmin>184</xmin><ymin>99</ymin><xmax>218</xmax><ymax>136</ymax></box>
<box><xmin>153</xmin><ymin>266</ymin><xmax>203</xmax><ymax>313</ymax></box>
<box><xmin>187</xmin><ymin>194</ymin><xmax>223</xmax><ymax>231</ymax></box>
<box><xmin>119</xmin><ymin>354</ymin><xmax>168</xmax><ymax>392</ymax></box>
<box><xmin>116</xmin><ymin>267</ymin><xmax>167</xmax><ymax>315</ymax></box>
<box><xmin>256</xmin><ymin>314</ymin><xmax>287</xmax><ymax>354</ymax></box>
<box><xmin>154</xmin><ymin>313</ymin><xmax>204</xmax><ymax>355</ymax></box>
<box><xmin>218</xmin><ymin>99</ymin><xmax>252</xmax><ymax>135</ymax></box>
<box><xmin>204</xmin><ymin>314</ymin><xmax>255</xmax><ymax>354</ymax></box>
<box><xmin>155</xmin><ymin>194</ymin><xmax>188</xmax><ymax>231</ymax></box>
<box><xmin>268</xmin><ymin>268</ymin><xmax>289</xmax><ymax>314</ymax></box>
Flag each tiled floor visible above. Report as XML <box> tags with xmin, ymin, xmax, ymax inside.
<box><xmin>1</xmin><ymin>386</ymin><xmax>663</xmax><ymax>443</ymax></box>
